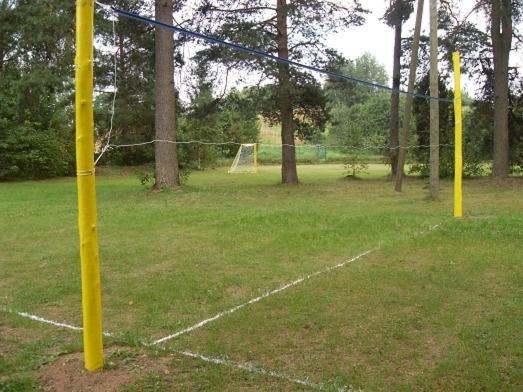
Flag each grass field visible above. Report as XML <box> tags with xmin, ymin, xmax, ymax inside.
<box><xmin>258</xmin><ymin>120</ymin><xmax>373</xmax><ymax>165</ymax></box>
<box><xmin>1</xmin><ymin>164</ymin><xmax>522</xmax><ymax>391</ymax></box>
<box><xmin>257</xmin><ymin>144</ymin><xmax>359</xmax><ymax>165</ymax></box>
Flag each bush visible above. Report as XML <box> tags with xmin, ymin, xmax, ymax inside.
<box><xmin>0</xmin><ymin>122</ymin><xmax>74</xmax><ymax>180</ymax></box>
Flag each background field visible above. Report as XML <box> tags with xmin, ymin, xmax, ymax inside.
<box><xmin>1</xmin><ymin>164</ymin><xmax>522</xmax><ymax>391</ymax></box>
<box><xmin>258</xmin><ymin>120</ymin><xmax>377</xmax><ymax>165</ymax></box>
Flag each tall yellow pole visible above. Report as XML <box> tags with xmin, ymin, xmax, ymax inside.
<box><xmin>75</xmin><ymin>0</ymin><xmax>104</xmax><ymax>370</ymax></box>
<box><xmin>453</xmin><ymin>52</ymin><xmax>463</xmax><ymax>218</ymax></box>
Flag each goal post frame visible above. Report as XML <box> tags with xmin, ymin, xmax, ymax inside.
<box><xmin>254</xmin><ymin>143</ymin><xmax>258</xmax><ymax>171</ymax></box>
<box><xmin>228</xmin><ymin>143</ymin><xmax>258</xmax><ymax>174</ymax></box>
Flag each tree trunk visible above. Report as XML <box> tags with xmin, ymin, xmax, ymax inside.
<box><xmin>276</xmin><ymin>0</ymin><xmax>299</xmax><ymax>184</ymax></box>
<box><xmin>154</xmin><ymin>0</ymin><xmax>180</xmax><ymax>189</ymax></box>
<box><xmin>0</xmin><ymin>3</ymin><xmax>6</xmax><ymax>74</ymax></box>
<box><xmin>429</xmin><ymin>0</ymin><xmax>439</xmax><ymax>199</ymax></box>
<box><xmin>491</xmin><ymin>0</ymin><xmax>512</xmax><ymax>178</ymax></box>
<box><xmin>394</xmin><ymin>0</ymin><xmax>425</xmax><ymax>192</ymax></box>
<box><xmin>389</xmin><ymin>21</ymin><xmax>402</xmax><ymax>176</ymax></box>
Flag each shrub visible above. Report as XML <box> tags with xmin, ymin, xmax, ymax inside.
<box><xmin>0</xmin><ymin>122</ymin><xmax>74</xmax><ymax>180</ymax></box>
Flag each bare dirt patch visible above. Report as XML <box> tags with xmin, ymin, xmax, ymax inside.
<box><xmin>37</xmin><ymin>347</ymin><xmax>171</xmax><ymax>392</ymax></box>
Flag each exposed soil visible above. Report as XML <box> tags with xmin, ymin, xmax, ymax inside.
<box><xmin>37</xmin><ymin>347</ymin><xmax>171</xmax><ymax>392</ymax></box>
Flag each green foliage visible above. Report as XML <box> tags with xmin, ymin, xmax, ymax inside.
<box><xmin>251</xmin><ymin>72</ymin><xmax>328</xmax><ymax>142</ymax></box>
<box><xmin>383</xmin><ymin>0</ymin><xmax>414</xmax><ymax>27</ymax></box>
<box><xmin>219</xmin><ymin>89</ymin><xmax>261</xmax><ymax>153</ymax></box>
<box><xmin>410</xmin><ymin>74</ymin><xmax>486</xmax><ymax>178</ymax></box>
<box><xmin>0</xmin><ymin>0</ymin><xmax>75</xmax><ymax>181</ymax></box>
<box><xmin>195</xmin><ymin>0</ymin><xmax>366</xmax><ymax>151</ymax></box>
<box><xmin>197</xmin><ymin>0</ymin><xmax>366</xmax><ymax>69</ymax></box>
<box><xmin>329</xmin><ymin>95</ymin><xmax>390</xmax><ymax>149</ymax></box>
<box><xmin>0</xmin><ymin>122</ymin><xmax>74</xmax><ymax>180</ymax></box>
<box><xmin>325</xmin><ymin>53</ymin><xmax>390</xmax><ymax>175</ymax></box>
<box><xmin>178</xmin><ymin>79</ymin><xmax>260</xmax><ymax>170</ymax></box>
<box><xmin>325</xmin><ymin>52</ymin><xmax>389</xmax><ymax>108</ymax></box>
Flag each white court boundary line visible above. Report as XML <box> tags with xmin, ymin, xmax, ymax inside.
<box><xmin>153</xmin><ymin>223</ymin><xmax>442</xmax><ymax>345</ymax></box>
<box><xmin>5</xmin><ymin>310</ymin><xmax>331</xmax><ymax>391</ymax></box>
<box><xmin>6</xmin><ymin>310</ymin><xmax>114</xmax><ymax>337</ymax></box>
<box><xmin>153</xmin><ymin>249</ymin><xmax>376</xmax><ymax>344</ymax></box>
<box><xmin>5</xmin><ymin>223</ymin><xmax>442</xmax><ymax>390</ymax></box>
<box><xmin>176</xmin><ymin>350</ymin><xmax>327</xmax><ymax>390</ymax></box>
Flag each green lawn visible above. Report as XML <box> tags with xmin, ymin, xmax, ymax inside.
<box><xmin>1</xmin><ymin>165</ymin><xmax>522</xmax><ymax>391</ymax></box>
<box><xmin>257</xmin><ymin>144</ymin><xmax>350</xmax><ymax>164</ymax></box>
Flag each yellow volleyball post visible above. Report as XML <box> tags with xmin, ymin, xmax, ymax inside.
<box><xmin>75</xmin><ymin>0</ymin><xmax>104</xmax><ymax>370</ymax></box>
<box><xmin>453</xmin><ymin>52</ymin><xmax>463</xmax><ymax>218</ymax></box>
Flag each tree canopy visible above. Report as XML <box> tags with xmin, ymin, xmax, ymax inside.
<box><xmin>1</xmin><ymin>0</ymin><xmax>522</xmax><ymax>181</ymax></box>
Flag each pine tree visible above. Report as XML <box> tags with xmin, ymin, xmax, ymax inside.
<box><xmin>490</xmin><ymin>0</ymin><xmax>513</xmax><ymax>177</ymax></box>
<box><xmin>195</xmin><ymin>0</ymin><xmax>367</xmax><ymax>184</ymax></box>
<box><xmin>383</xmin><ymin>0</ymin><xmax>414</xmax><ymax>176</ymax></box>
<box><xmin>0</xmin><ymin>0</ymin><xmax>76</xmax><ymax>179</ymax></box>
<box><xmin>154</xmin><ymin>0</ymin><xmax>180</xmax><ymax>189</ymax></box>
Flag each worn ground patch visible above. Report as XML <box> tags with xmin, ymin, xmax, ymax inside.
<box><xmin>37</xmin><ymin>347</ymin><xmax>170</xmax><ymax>392</ymax></box>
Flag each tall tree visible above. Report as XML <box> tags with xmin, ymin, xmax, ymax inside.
<box><xmin>196</xmin><ymin>0</ymin><xmax>367</xmax><ymax>184</ymax></box>
<box><xmin>276</xmin><ymin>0</ymin><xmax>297</xmax><ymax>183</ymax></box>
<box><xmin>384</xmin><ymin>0</ymin><xmax>414</xmax><ymax>176</ymax></box>
<box><xmin>439</xmin><ymin>0</ymin><xmax>522</xmax><ymax>174</ymax></box>
<box><xmin>490</xmin><ymin>0</ymin><xmax>513</xmax><ymax>177</ymax></box>
<box><xmin>0</xmin><ymin>0</ymin><xmax>76</xmax><ymax>180</ymax></box>
<box><xmin>154</xmin><ymin>0</ymin><xmax>180</xmax><ymax>189</ymax></box>
<box><xmin>395</xmin><ymin>0</ymin><xmax>425</xmax><ymax>192</ymax></box>
<box><xmin>429</xmin><ymin>0</ymin><xmax>439</xmax><ymax>198</ymax></box>
<box><xmin>0</xmin><ymin>0</ymin><xmax>17</xmax><ymax>75</ymax></box>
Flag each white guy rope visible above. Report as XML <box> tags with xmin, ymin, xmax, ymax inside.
<box><xmin>97</xmin><ymin>139</ymin><xmax>455</xmax><ymax>156</ymax></box>
<box><xmin>94</xmin><ymin>2</ymin><xmax>119</xmax><ymax>166</ymax></box>
<box><xmin>109</xmin><ymin>140</ymin><xmax>454</xmax><ymax>150</ymax></box>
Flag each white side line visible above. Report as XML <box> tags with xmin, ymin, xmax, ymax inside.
<box><xmin>6</xmin><ymin>310</ymin><xmax>329</xmax><ymax>391</ymax></box>
<box><xmin>177</xmin><ymin>350</ymin><xmax>329</xmax><ymax>390</ymax></box>
<box><xmin>10</xmin><ymin>310</ymin><xmax>114</xmax><ymax>337</ymax></box>
<box><xmin>15</xmin><ymin>311</ymin><xmax>82</xmax><ymax>331</ymax></box>
<box><xmin>6</xmin><ymin>223</ymin><xmax>442</xmax><ymax>391</ymax></box>
<box><xmin>153</xmin><ymin>222</ymin><xmax>444</xmax><ymax>345</ymax></box>
<box><xmin>153</xmin><ymin>249</ymin><xmax>376</xmax><ymax>345</ymax></box>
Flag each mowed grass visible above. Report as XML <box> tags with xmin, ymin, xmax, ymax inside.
<box><xmin>257</xmin><ymin>144</ymin><xmax>349</xmax><ymax>164</ymax></box>
<box><xmin>1</xmin><ymin>164</ymin><xmax>522</xmax><ymax>391</ymax></box>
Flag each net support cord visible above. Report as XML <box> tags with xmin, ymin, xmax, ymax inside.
<box><xmin>95</xmin><ymin>2</ymin><xmax>453</xmax><ymax>103</ymax></box>
<box><xmin>92</xmin><ymin>2</ymin><xmax>454</xmax><ymax>165</ymax></box>
<box><xmin>102</xmin><ymin>139</ymin><xmax>454</xmax><ymax>150</ymax></box>
<box><xmin>94</xmin><ymin>1</ymin><xmax>119</xmax><ymax>165</ymax></box>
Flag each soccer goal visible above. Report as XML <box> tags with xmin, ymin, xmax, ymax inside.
<box><xmin>228</xmin><ymin>143</ymin><xmax>258</xmax><ymax>173</ymax></box>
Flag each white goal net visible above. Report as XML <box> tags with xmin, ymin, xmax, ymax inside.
<box><xmin>228</xmin><ymin>143</ymin><xmax>258</xmax><ymax>173</ymax></box>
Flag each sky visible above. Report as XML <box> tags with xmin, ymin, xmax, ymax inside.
<box><xmin>171</xmin><ymin>0</ymin><xmax>522</xmax><ymax>100</ymax></box>
<box><xmin>329</xmin><ymin>0</ymin><xmax>522</xmax><ymax>94</ymax></box>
